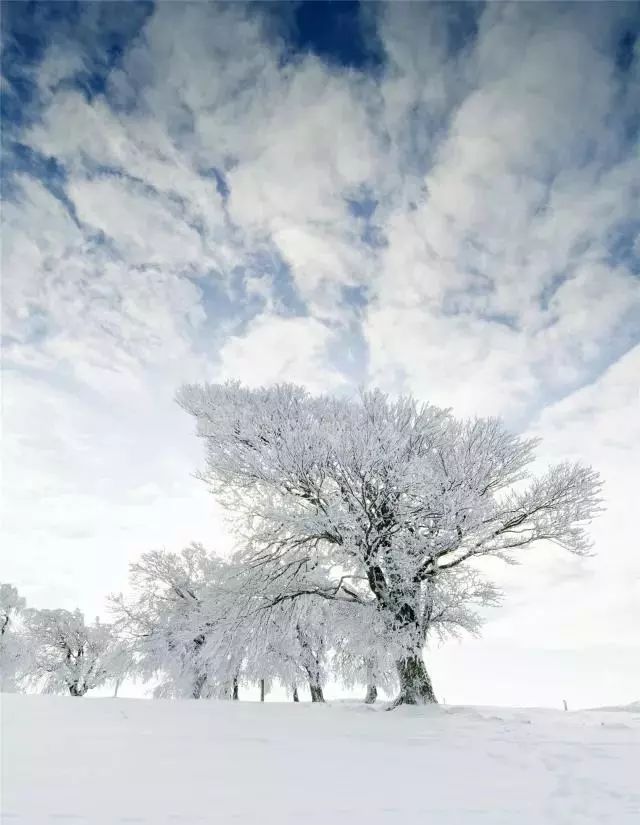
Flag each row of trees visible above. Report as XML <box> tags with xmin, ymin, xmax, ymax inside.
<box><xmin>1</xmin><ymin>384</ymin><xmax>602</xmax><ymax>705</ymax></box>
<box><xmin>0</xmin><ymin>543</ymin><xmax>493</xmax><ymax>701</ymax></box>
<box><xmin>0</xmin><ymin>583</ymin><xmax>127</xmax><ymax>696</ymax></box>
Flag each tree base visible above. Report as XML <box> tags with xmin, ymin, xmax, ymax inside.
<box><xmin>386</xmin><ymin>693</ymin><xmax>437</xmax><ymax>710</ymax></box>
<box><xmin>389</xmin><ymin>655</ymin><xmax>437</xmax><ymax>709</ymax></box>
<box><xmin>192</xmin><ymin>673</ymin><xmax>207</xmax><ymax>699</ymax></box>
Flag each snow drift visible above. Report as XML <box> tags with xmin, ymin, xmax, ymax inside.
<box><xmin>2</xmin><ymin>694</ymin><xmax>639</xmax><ymax>824</ymax></box>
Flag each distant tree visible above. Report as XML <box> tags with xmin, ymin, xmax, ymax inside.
<box><xmin>106</xmin><ymin>639</ymin><xmax>136</xmax><ymax>697</ymax></box>
<box><xmin>197</xmin><ymin>568</ymin><xmax>301</xmax><ymax>701</ymax></box>
<box><xmin>258</xmin><ymin>596</ymin><xmax>331</xmax><ymax>702</ymax></box>
<box><xmin>331</xmin><ymin>600</ymin><xmax>399</xmax><ymax>704</ymax></box>
<box><xmin>22</xmin><ymin>609</ymin><xmax>115</xmax><ymax>696</ymax></box>
<box><xmin>111</xmin><ymin>544</ymin><xmax>229</xmax><ymax>699</ymax></box>
<box><xmin>0</xmin><ymin>583</ymin><xmax>28</xmax><ymax>692</ymax></box>
<box><xmin>196</xmin><ymin>560</ymin><xmax>339</xmax><ymax>702</ymax></box>
<box><xmin>178</xmin><ymin>383</ymin><xmax>602</xmax><ymax>706</ymax></box>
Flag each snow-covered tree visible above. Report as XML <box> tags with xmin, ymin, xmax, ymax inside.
<box><xmin>106</xmin><ymin>638</ymin><xmax>136</xmax><ymax>697</ymax></box>
<box><xmin>238</xmin><ymin>594</ymin><xmax>331</xmax><ymax>702</ymax></box>
<box><xmin>331</xmin><ymin>600</ymin><xmax>401</xmax><ymax>703</ymax></box>
<box><xmin>193</xmin><ymin>558</ymin><xmax>341</xmax><ymax>702</ymax></box>
<box><xmin>331</xmin><ymin>567</ymin><xmax>498</xmax><ymax>702</ymax></box>
<box><xmin>111</xmin><ymin>544</ymin><xmax>230</xmax><ymax>699</ymax></box>
<box><xmin>178</xmin><ymin>383</ymin><xmax>602</xmax><ymax>706</ymax></box>
<box><xmin>0</xmin><ymin>583</ymin><xmax>28</xmax><ymax>692</ymax></box>
<box><xmin>22</xmin><ymin>609</ymin><xmax>116</xmax><ymax>696</ymax></box>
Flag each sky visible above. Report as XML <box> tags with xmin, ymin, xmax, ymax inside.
<box><xmin>2</xmin><ymin>1</ymin><xmax>639</xmax><ymax>708</ymax></box>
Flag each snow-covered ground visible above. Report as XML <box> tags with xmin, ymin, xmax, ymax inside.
<box><xmin>2</xmin><ymin>694</ymin><xmax>639</xmax><ymax>824</ymax></box>
<box><xmin>591</xmin><ymin>700</ymin><xmax>640</xmax><ymax>713</ymax></box>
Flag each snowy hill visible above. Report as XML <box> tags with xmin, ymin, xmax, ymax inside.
<box><xmin>2</xmin><ymin>695</ymin><xmax>639</xmax><ymax>824</ymax></box>
<box><xmin>591</xmin><ymin>699</ymin><xmax>640</xmax><ymax>712</ymax></box>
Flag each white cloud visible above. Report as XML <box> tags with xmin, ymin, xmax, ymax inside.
<box><xmin>365</xmin><ymin>305</ymin><xmax>538</xmax><ymax>420</ymax></box>
<box><xmin>225</xmin><ymin>61</ymin><xmax>378</xmax><ymax>226</ymax></box>
<box><xmin>2</xmin><ymin>172</ymin><xmax>209</xmax><ymax>396</ymax></box>
<box><xmin>2</xmin><ymin>176</ymin><xmax>80</xmax><ymax>341</ymax></box>
<box><xmin>217</xmin><ymin>314</ymin><xmax>345</xmax><ymax>393</ymax></box>
<box><xmin>68</xmin><ymin>176</ymin><xmax>205</xmax><ymax>268</ymax></box>
<box><xmin>365</xmin><ymin>3</ymin><xmax>638</xmax><ymax>421</ymax></box>
<box><xmin>273</xmin><ymin>224</ymin><xmax>372</xmax><ymax>320</ymax></box>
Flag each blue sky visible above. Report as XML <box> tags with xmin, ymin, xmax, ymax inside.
<box><xmin>2</xmin><ymin>1</ymin><xmax>639</xmax><ymax>706</ymax></box>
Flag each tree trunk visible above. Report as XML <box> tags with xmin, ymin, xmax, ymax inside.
<box><xmin>391</xmin><ymin>655</ymin><xmax>436</xmax><ymax>707</ymax></box>
<box><xmin>232</xmin><ymin>677</ymin><xmax>239</xmax><ymax>700</ymax></box>
<box><xmin>365</xmin><ymin>570</ymin><xmax>435</xmax><ymax>708</ymax></box>
<box><xmin>113</xmin><ymin>677</ymin><xmax>121</xmax><ymax>698</ymax></box>
<box><xmin>297</xmin><ymin>623</ymin><xmax>325</xmax><ymax>704</ymax></box>
<box><xmin>192</xmin><ymin>673</ymin><xmax>207</xmax><ymax>699</ymax></box>
<box><xmin>364</xmin><ymin>658</ymin><xmax>377</xmax><ymax>703</ymax></box>
<box><xmin>365</xmin><ymin>566</ymin><xmax>434</xmax><ymax>708</ymax></box>
<box><xmin>259</xmin><ymin>678</ymin><xmax>265</xmax><ymax>702</ymax></box>
<box><xmin>292</xmin><ymin>686</ymin><xmax>299</xmax><ymax>702</ymax></box>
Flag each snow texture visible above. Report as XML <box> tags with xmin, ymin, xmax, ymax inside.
<box><xmin>2</xmin><ymin>694</ymin><xmax>639</xmax><ymax>824</ymax></box>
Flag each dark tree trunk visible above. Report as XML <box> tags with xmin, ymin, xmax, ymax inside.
<box><xmin>192</xmin><ymin>673</ymin><xmax>207</xmax><ymax>699</ymax></box>
<box><xmin>309</xmin><ymin>683</ymin><xmax>325</xmax><ymax>703</ymax></box>
<box><xmin>259</xmin><ymin>678</ymin><xmax>265</xmax><ymax>702</ymax></box>
<box><xmin>364</xmin><ymin>563</ymin><xmax>436</xmax><ymax>709</ymax></box>
<box><xmin>232</xmin><ymin>677</ymin><xmax>239</xmax><ymax>700</ymax></box>
<box><xmin>191</xmin><ymin>633</ymin><xmax>208</xmax><ymax>699</ymax></box>
<box><xmin>391</xmin><ymin>655</ymin><xmax>436</xmax><ymax>707</ymax></box>
<box><xmin>292</xmin><ymin>686</ymin><xmax>299</xmax><ymax>702</ymax></box>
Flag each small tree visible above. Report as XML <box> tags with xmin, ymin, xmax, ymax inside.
<box><xmin>178</xmin><ymin>383</ymin><xmax>602</xmax><ymax>706</ymax></box>
<box><xmin>22</xmin><ymin>609</ymin><xmax>115</xmax><ymax>696</ymax></box>
<box><xmin>197</xmin><ymin>563</ymin><xmax>334</xmax><ymax>702</ymax></box>
<box><xmin>111</xmin><ymin>544</ymin><xmax>228</xmax><ymax>699</ymax></box>
<box><xmin>106</xmin><ymin>639</ymin><xmax>135</xmax><ymax>697</ymax></box>
<box><xmin>0</xmin><ymin>583</ymin><xmax>28</xmax><ymax>692</ymax></box>
<box><xmin>331</xmin><ymin>600</ymin><xmax>401</xmax><ymax>704</ymax></box>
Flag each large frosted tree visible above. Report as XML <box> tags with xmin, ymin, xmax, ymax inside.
<box><xmin>178</xmin><ymin>383</ymin><xmax>601</xmax><ymax>706</ymax></box>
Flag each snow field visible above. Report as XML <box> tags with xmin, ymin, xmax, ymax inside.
<box><xmin>2</xmin><ymin>694</ymin><xmax>639</xmax><ymax>824</ymax></box>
